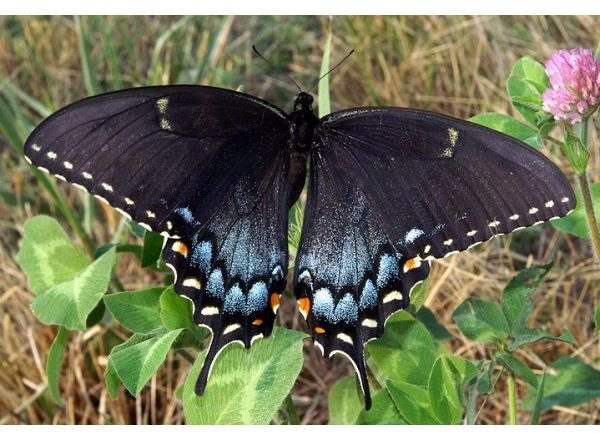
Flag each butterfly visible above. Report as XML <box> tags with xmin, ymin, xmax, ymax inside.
<box><xmin>23</xmin><ymin>84</ymin><xmax>575</xmax><ymax>409</ymax></box>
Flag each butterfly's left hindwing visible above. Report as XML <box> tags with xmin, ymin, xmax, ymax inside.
<box><xmin>294</xmin><ymin>151</ymin><xmax>431</xmax><ymax>409</ymax></box>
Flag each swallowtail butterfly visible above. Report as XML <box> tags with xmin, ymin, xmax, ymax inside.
<box><xmin>24</xmin><ymin>84</ymin><xmax>575</xmax><ymax>409</ymax></box>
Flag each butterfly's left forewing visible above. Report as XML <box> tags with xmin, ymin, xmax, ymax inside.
<box><xmin>295</xmin><ymin>107</ymin><xmax>575</xmax><ymax>408</ymax></box>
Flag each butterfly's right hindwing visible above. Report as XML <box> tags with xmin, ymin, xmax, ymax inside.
<box><xmin>162</xmin><ymin>152</ymin><xmax>291</xmax><ymax>394</ymax></box>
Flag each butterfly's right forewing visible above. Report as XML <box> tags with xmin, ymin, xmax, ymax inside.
<box><xmin>24</xmin><ymin>85</ymin><xmax>293</xmax><ymax>395</ymax></box>
<box><xmin>24</xmin><ymin>86</ymin><xmax>289</xmax><ymax>237</ymax></box>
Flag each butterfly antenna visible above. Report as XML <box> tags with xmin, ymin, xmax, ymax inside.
<box><xmin>252</xmin><ymin>45</ymin><xmax>302</xmax><ymax>92</ymax></box>
<box><xmin>307</xmin><ymin>49</ymin><xmax>355</xmax><ymax>93</ymax></box>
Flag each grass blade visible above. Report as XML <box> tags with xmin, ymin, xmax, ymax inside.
<box><xmin>318</xmin><ymin>19</ymin><xmax>333</xmax><ymax>117</ymax></box>
<box><xmin>529</xmin><ymin>369</ymin><xmax>546</xmax><ymax>424</ymax></box>
<box><xmin>75</xmin><ymin>16</ymin><xmax>100</xmax><ymax>95</ymax></box>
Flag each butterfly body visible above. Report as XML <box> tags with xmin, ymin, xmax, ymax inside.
<box><xmin>24</xmin><ymin>84</ymin><xmax>575</xmax><ymax>409</ymax></box>
<box><xmin>286</xmin><ymin>92</ymin><xmax>316</xmax><ymax>206</ymax></box>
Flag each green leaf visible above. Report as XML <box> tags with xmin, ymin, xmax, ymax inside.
<box><xmin>328</xmin><ymin>377</ymin><xmax>363</xmax><ymax>424</ymax></box>
<box><xmin>105</xmin><ymin>333</ymin><xmax>154</xmax><ymax>398</ymax></box>
<box><xmin>159</xmin><ymin>286</ymin><xmax>195</xmax><ymax>330</ymax></box>
<box><xmin>329</xmin><ymin>381</ymin><xmax>406</xmax><ymax>425</ymax></box>
<box><xmin>507</xmin><ymin>56</ymin><xmax>550</xmax><ymax>127</ymax></box>
<box><xmin>368</xmin><ymin>311</ymin><xmax>437</xmax><ymax>387</ymax></box>
<box><xmin>46</xmin><ymin>326</ymin><xmax>69</xmax><ymax>404</ymax></box>
<box><xmin>496</xmin><ymin>352</ymin><xmax>538</xmax><ymax>387</ymax></box>
<box><xmin>104</xmin><ymin>287</ymin><xmax>164</xmax><ymax>334</ymax></box>
<box><xmin>428</xmin><ymin>356</ymin><xmax>464</xmax><ymax>424</ymax></box>
<box><xmin>469</xmin><ymin>113</ymin><xmax>542</xmax><ymax>149</ymax></box>
<box><xmin>141</xmin><ymin>230</ymin><xmax>164</xmax><ymax>268</ymax></box>
<box><xmin>452</xmin><ymin>297</ymin><xmax>509</xmax><ymax>343</ymax></box>
<box><xmin>529</xmin><ymin>369</ymin><xmax>546</xmax><ymax>424</ymax></box>
<box><xmin>415</xmin><ymin>306</ymin><xmax>452</xmax><ymax>341</ymax></box>
<box><xmin>523</xmin><ymin>356</ymin><xmax>600</xmax><ymax>411</ymax></box>
<box><xmin>110</xmin><ymin>329</ymin><xmax>182</xmax><ymax>396</ymax></box>
<box><xmin>444</xmin><ymin>354</ymin><xmax>478</xmax><ymax>387</ymax></box>
<box><xmin>475</xmin><ymin>360</ymin><xmax>495</xmax><ymax>394</ymax></box>
<box><xmin>182</xmin><ymin>327</ymin><xmax>305</xmax><ymax>424</ymax></box>
<box><xmin>387</xmin><ymin>381</ymin><xmax>441</xmax><ymax>424</ymax></box>
<box><xmin>16</xmin><ymin>215</ymin><xmax>91</xmax><ymax>295</ymax></box>
<box><xmin>129</xmin><ymin>220</ymin><xmax>147</xmax><ymax>239</ymax></box>
<box><xmin>85</xmin><ymin>299</ymin><xmax>106</xmax><ymax>327</ymax></box>
<box><xmin>501</xmin><ymin>264</ymin><xmax>552</xmax><ymax>334</ymax></box>
<box><xmin>595</xmin><ymin>306</ymin><xmax>600</xmax><ymax>335</ymax></box>
<box><xmin>105</xmin><ymin>359</ymin><xmax>121</xmax><ymax>399</ymax></box>
<box><xmin>170</xmin><ymin>329</ymin><xmax>207</xmax><ymax>349</ymax></box>
<box><xmin>355</xmin><ymin>388</ymin><xmax>406</xmax><ymax>425</ymax></box>
<box><xmin>507</xmin><ymin>328</ymin><xmax>573</xmax><ymax>351</ymax></box>
<box><xmin>551</xmin><ymin>182</ymin><xmax>600</xmax><ymax>238</ymax></box>
<box><xmin>407</xmin><ymin>279</ymin><xmax>428</xmax><ymax>312</ymax></box>
<box><xmin>562</xmin><ymin>128</ymin><xmax>589</xmax><ymax>175</ymax></box>
<box><xmin>287</xmin><ymin>199</ymin><xmax>305</xmax><ymax>256</ymax></box>
<box><xmin>31</xmin><ymin>248</ymin><xmax>115</xmax><ymax>331</ymax></box>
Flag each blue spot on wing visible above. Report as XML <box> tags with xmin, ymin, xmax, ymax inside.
<box><xmin>175</xmin><ymin>207</ymin><xmax>195</xmax><ymax>223</ymax></box>
<box><xmin>313</xmin><ymin>288</ymin><xmax>335</xmax><ymax>320</ymax></box>
<box><xmin>313</xmin><ymin>288</ymin><xmax>358</xmax><ymax>324</ymax></box>
<box><xmin>247</xmin><ymin>281</ymin><xmax>268</xmax><ymax>313</ymax></box>
<box><xmin>334</xmin><ymin>293</ymin><xmax>358</xmax><ymax>323</ymax></box>
<box><xmin>376</xmin><ymin>254</ymin><xmax>398</xmax><ymax>288</ymax></box>
<box><xmin>359</xmin><ymin>279</ymin><xmax>378</xmax><ymax>309</ymax></box>
<box><xmin>207</xmin><ymin>268</ymin><xmax>225</xmax><ymax>299</ymax></box>
<box><xmin>223</xmin><ymin>283</ymin><xmax>244</xmax><ymax>313</ymax></box>
<box><xmin>191</xmin><ymin>240</ymin><xmax>212</xmax><ymax>273</ymax></box>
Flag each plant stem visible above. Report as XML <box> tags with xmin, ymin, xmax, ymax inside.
<box><xmin>578</xmin><ymin>172</ymin><xmax>600</xmax><ymax>263</ymax></box>
<box><xmin>507</xmin><ymin>371</ymin><xmax>517</xmax><ymax>424</ymax></box>
<box><xmin>576</xmin><ymin>118</ymin><xmax>600</xmax><ymax>264</ymax></box>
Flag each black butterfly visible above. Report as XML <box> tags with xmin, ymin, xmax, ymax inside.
<box><xmin>24</xmin><ymin>84</ymin><xmax>575</xmax><ymax>409</ymax></box>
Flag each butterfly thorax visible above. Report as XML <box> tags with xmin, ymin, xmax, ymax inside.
<box><xmin>289</xmin><ymin>92</ymin><xmax>317</xmax><ymax>150</ymax></box>
<box><xmin>287</xmin><ymin>92</ymin><xmax>317</xmax><ymax>208</ymax></box>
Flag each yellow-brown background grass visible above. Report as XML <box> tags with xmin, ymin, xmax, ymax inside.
<box><xmin>0</xmin><ymin>16</ymin><xmax>598</xmax><ymax>424</ymax></box>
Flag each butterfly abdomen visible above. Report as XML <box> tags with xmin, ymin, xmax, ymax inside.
<box><xmin>288</xmin><ymin>151</ymin><xmax>308</xmax><ymax>208</ymax></box>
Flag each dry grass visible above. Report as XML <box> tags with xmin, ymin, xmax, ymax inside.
<box><xmin>0</xmin><ymin>16</ymin><xmax>599</xmax><ymax>424</ymax></box>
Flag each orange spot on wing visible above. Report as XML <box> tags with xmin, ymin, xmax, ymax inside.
<box><xmin>252</xmin><ymin>319</ymin><xmax>264</xmax><ymax>326</ymax></box>
<box><xmin>297</xmin><ymin>297</ymin><xmax>311</xmax><ymax>318</ymax></box>
<box><xmin>270</xmin><ymin>293</ymin><xmax>281</xmax><ymax>313</ymax></box>
<box><xmin>403</xmin><ymin>257</ymin><xmax>421</xmax><ymax>272</ymax></box>
<box><xmin>314</xmin><ymin>326</ymin><xmax>326</xmax><ymax>334</ymax></box>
